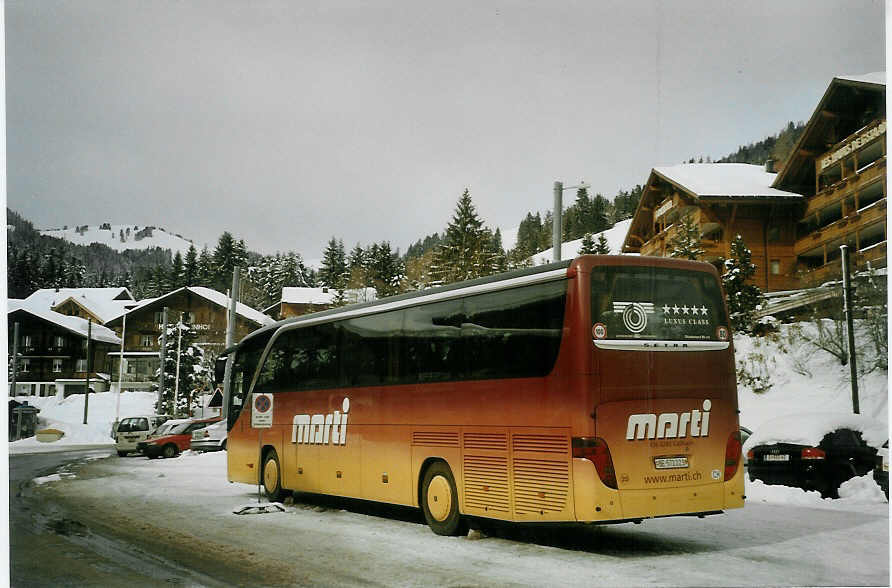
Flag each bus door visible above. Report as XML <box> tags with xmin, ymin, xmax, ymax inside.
<box><xmin>589</xmin><ymin>265</ymin><xmax>738</xmax><ymax>501</ymax></box>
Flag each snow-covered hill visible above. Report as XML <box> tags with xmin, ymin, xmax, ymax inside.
<box><xmin>41</xmin><ymin>224</ymin><xmax>194</xmax><ymax>256</ymax></box>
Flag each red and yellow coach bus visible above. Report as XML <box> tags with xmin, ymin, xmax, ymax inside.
<box><xmin>224</xmin><ymin>255</ymin><xmax>744</xmax><ymax>535</ymax></box>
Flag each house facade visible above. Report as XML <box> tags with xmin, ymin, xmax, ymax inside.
<box><xmin>8</xmin><ymin>304</ymin><xmax>121</xmax><ymax>397</ymax></box>
<box><xmin>104</xmin><ymin>287</ymin><xmax>274</xmax><ymax>393</ymax></box>
<box><xmin>623</xmin><ymin>73</ymin><xmax>886</xmax><ymax>292</ymax></box>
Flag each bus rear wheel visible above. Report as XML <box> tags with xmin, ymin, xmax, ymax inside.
<box><xmin>263</xmin><ymin>450</ymin><xmax>287</xmax><ymax>502</ymax></box>
<box><xmin>421</xmin><ymin>461</ymin><xmax>467</xmax><ymax>536</ymax></box>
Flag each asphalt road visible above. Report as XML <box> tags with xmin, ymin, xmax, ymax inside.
<box><xmin>9</xmin><ymin>449</ymin><xmax>227</xmax><ymax>587</ymax></box>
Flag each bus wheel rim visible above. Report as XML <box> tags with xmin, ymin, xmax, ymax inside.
<box><xmin>427</xmin><ymin>475</ymin><xmax>452</xmax><ymax>522</ymax></box>
<box><xmin>265</xmin><ymin>459</ymin><xmax>279</xmax><ymax>492</ymax></box>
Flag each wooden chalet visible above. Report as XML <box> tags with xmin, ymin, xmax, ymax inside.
<box><xmin>623</xmin><ymin>73</ymin><xmax>886</xmax><ymax>291</ymax></box>
<box><xmin>8</xmin><ymin>302</ymin><xmax>122</xmax><ymax>397</ymax></box>
<box><xmin>23</xmin><ymin>287</ymin><xmax>136</xmax><ymax>324</ymax></box>
<box><xmin>104</xmin><ymin>287</ymin><xmax>274</xmax><ymax>393</ymax></box>
<box><xmin>772</xmin><ymin>73</ymin><xmax>886</xmax><ymax>285</ymax></box>
<box><xmin>622</xmin><ymin>163</ymin><xmax>802</xmax><ymax>291</ymax></box>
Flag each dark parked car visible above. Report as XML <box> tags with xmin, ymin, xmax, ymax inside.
<box><xmin>874</xmin><ymin>441</ymin><xmax>888</xmax><ymax>500</ymax></box>
<box><xmin>745</xmin><ymin>414</ymin><xmax>884</xmax><ymax>499</ymax></box>
<box><xmin>137</xmin><ymin>417</ymin><xmax>222</xmax><ymax>459</ymax></box>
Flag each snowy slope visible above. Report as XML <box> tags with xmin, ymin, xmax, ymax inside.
<box><xmin>530</xmin><ymin>219</ymin><xmax>633</xmax><ymax>264</ymax></box>
<box><xmin>41</xmin><ymin>224</ymin><xmax>194</xmax><ymax>255</ymax></box>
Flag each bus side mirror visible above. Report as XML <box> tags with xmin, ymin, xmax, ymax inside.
<box><xmin>214</xmin><ymin>356</ymin><xmax>228</xmax><ymax>386</ymax></box>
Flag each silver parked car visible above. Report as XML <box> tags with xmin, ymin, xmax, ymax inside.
<box><xmin>190</xmin><ymin>419</ymin><xmax>227</xmax><ymax>452</ymax></box>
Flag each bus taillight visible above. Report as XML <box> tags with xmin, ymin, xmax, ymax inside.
<box><xmin>724</xmin><ymin>431</ymin><xmax>742</xmax><ymax>481</ymax></box>
<box><xmin>573</xmin><ymin>437</ymin><xmax>617</xmax><ymax>489</ymax></box>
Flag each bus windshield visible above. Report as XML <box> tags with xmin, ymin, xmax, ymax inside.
<box><xmin>591</xmin><ymin>265</ymin><xmax>728</xmax><ymax>341</ymax></box>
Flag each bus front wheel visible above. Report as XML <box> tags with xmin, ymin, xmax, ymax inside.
<box><xmin>262</xmin><ymin>450</ymin><xmax>287</xmax><ymax>502</ymax></box>
<box><xmin>421</xmin><ymin>461</ymin><xmax>467</xmax><ymax>536</ymax></box>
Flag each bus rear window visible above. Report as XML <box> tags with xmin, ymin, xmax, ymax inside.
<box><xmin>591</xmin><ymin>266</ymin><xmax>728</xmax><ymax>341</ymax></box>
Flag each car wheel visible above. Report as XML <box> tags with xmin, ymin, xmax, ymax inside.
<box><xmin>421</xmin><ymin>461</ymin><xmax>467</xmax><ymax>536</ymax></box>
<box><xmin>262</xmin><ymin>450</ymin><xmax>288</xmax><ymax>502</ymax></box>
<box><xmin>162</xmin><ymin>444</ymin><xmax>178</xmax><ymax>459</ymax></box>
<box><xmin>117</xmin><ymin>451</ymin><xmax>127</xmax><ymax>457</ymax></box>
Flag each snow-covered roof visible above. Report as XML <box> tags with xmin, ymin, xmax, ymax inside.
<box><xmin>530</xmin><ymin>219</ymin><xmax>633</xmax><ymax>265</ymax></box>
<box><xmin>9</xmin><ymin>305</ymin><xmax>122</xmax><ymax>344</ymax></box>
<box><xmin>281</xmin><ymin>287</ymin><xmax>378</xmax><ymax>305</ymax></box>
<box><xmin>652</xmin><ymin>164</ymin><xmax>803</xmax><ymax>200</ymax></box>
<box><xmin>282</xmin><ymin>287</ymin><xmax>338</xmax><ymax>305</ymax></box>
<box><xmin>112</xmin><ymin>287</ymin><xmax>274</xmax><ymax>327</ymax></box>
<box><xmin>23</xmin><ymin>287</ymin><xmax>135</xmax><ymax>323</ymax></box>
<box><xmin>836</xmin><ymin>72</ymin><xmax>885</xmax><ymax>86</ymax></box>
<box><xmin>744</xmin><ymin>412</ymin><xmax>888</xmax><ymax>451</ymax></box>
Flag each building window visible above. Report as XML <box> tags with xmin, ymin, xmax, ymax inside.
<box><xmin>770</xmin><ymin>260</ymin><xmax>781</xmax><ymax>275</ymax></box>
<box><xmin>141</xmin><ymin>335</ymin><xmax>154</xmax><ymax>347</ymax></box>
<box><xmin>20</xmin><ymin>335</ymin><xmax>33</xmax><ymax>350</ymax></box>
<box><xmin>76</xmin><ymin>359</ymin><xmax>88</xmax><ymax>372</ymax></box>
<box><xmin>53</xmin><ymin>359</ymin><xmax>63</xmax><ymax>373</ymax></box>
<box><xmin>20</xmin><ymin>358</ymin><xmax>30</xmax><ymax>373</ymax></box>
<box><xmin>154</xmin><ymin>311</ymin><xmax>165</xmax><ymax>325</ymax></box>
<box><xmin>182</xmin><ymin>311</ymin><xmax>196</xmax><ymax>324</ymax></box>
<box><xmin>53</xmin><ymin>335</ymin><xmax>66</xmax><ymax>348</ymax></box>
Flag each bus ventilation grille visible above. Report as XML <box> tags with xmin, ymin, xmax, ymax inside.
<box><xmin>463</xmin><ymin>432</ymin><xmax>508</xmax><ymax>452</ymax></box>
<box><xmin>463</xmin><ymin>455</ymin><xmax>510</xmax><ymax>514</ymax></box>
<box><xmin>513</xmin><ymin>458</ymin><xmax>569</xmax><ymax>514</ymax></box>
<box><xmin>512</xmin><ymin>434</ymin><xmax>569</xmax><ymax>454</ymax></box>
<box><xmin>411</xmin><ymin>431</ymin><xmax>459</xmax><ymax>447</ymax></box>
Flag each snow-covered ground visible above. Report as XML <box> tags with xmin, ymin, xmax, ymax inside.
<box><xmin>30</xmin><ymin>450</ymin><xmax>889</xmax><ymax>586</ymax></box>
<box><xmin>9</xmin><ymin>390</ymin><xmax>156</xmax><ymax>453</ymax></box>
<box><xmin>41</xmin><ymin>224</ymin><xmax>194</xmax><ymax>255</ymax></box>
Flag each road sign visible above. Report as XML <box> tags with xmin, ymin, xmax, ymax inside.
<box><xmin>251</xmin><ymin>393</ymin><xmax>273</xmax><ymax>429</ymax></box>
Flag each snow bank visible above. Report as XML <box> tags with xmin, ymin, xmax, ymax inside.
<box><xmin>41</xmin><ymin>224</ymin><xmax>194</xmax><ymax>255</ymax></box>
<box><xmin>9</xmin><ymin>391</ymin><xmax>156</xmax><ymax>454</ymax></box>
<box><xmin>746</xmin><ymin>474</ymin><xmax>886</xmax><ymax>509</ymax></box>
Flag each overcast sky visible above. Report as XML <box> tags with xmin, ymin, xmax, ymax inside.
<box><xmin>6</xmin><ymin>0</ymin><xmax>886</xmax><ymax>259</ymax></box>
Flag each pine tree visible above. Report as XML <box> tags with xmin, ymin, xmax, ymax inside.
<box><xmin>212</xmin><ymin>232</ymin><xmax>247</xmax><ymax>291</ymax></box>
<box><xmin>170</xmin><ymin>251</ymin><xmax>185</xmax><ymax>289</ymax></box>
<box><xmin>183</xmin><ymin>245</ymin><xmax>198</xmax><ymax>286</ymax></box>
<box><xmin>594</xmin><ymin>233</ymin><xmax>611</xmax><ymax>254</ymax></box>
<box><xmin>668</xmin><ymin>214</ymin><xmax>705</xmax><ymax>260</ymax></box>
<box><xmin>722</xmin><ymin>235</ymin><xmax>763</xmax><ymax>334</ymax></box>
<box><xmin>197</xmin><ymin>246</ymin><xmax>214</xmax><ymax>288</ymax></box>
<box><xmin>370</xmin><ymin>241</ymin><xmax>404</xmax><ymax>297</ymax></box>
<box><xmin>153</xmin><ymin>320</ymin><xmax>206</xmax><ymax>417</ymax></box>
<box><xmin>579</xmin><ymin>233</ymin><xmax>597</xmax><ymax>255</ymax></box>
<box><xmin>430</xmin><ymin>189</ymin><xmax>498</xmax><ymax>284</ymax></box>
<box><xmin>319</xmin><ymin>237</ymin><xmax>348</xmax><ymax>289</ymax></box>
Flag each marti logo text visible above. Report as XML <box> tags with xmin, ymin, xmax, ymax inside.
<box><xmin>291</xmin><ymin>398</ymin><xmax>350</xmax><ymax>445</ymax></box>
<box><xmin>626</xmin><ymin>400</ymin><xmax>712</xmax><ymax>440</ymax></box>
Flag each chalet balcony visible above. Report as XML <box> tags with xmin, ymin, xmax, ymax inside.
<box><xmin>798</xmin><ymin>241</ymin><xmax>887</xmax><ymax>287</ymax></box>
<box><xmin>794</xmin><ymin>198</ymin><xmax>886</xmax><ymax>257</ymax></box>
<box><xmin>804</xmin><ymin>156</ymin><xmax>886</xmax><ymax>220</ymax></box>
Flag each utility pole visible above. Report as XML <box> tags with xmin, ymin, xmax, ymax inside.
<box><xmin>174</xmin><ymin>312</ymin><xmax>183</xmax><ymax>417</ymax></box>
<box><xmin>158</xmin><ymin>307</ymin><xmax>168</xmax><ymax>413</ymax></box>
<box><xmin>10</xmin><ymin>322</ymin><xmax>20</xmax><ymax>396</ymax></box>
<box><xmin>83</xmin><ymin>319</ymin><xmax>92</xmax><ymax>425</ymax></box>
<box><xmin>553</xmin><ymin>181</ymin><xmax>563</xmax><ymax>262</ymax></box>
<box><xmin>840</xmin><ymin>245</ymin><xmax>860</xmax><ymax>414</ymax></box>
<box><xmin>115</xmin><ymin>312</ymin><xmax>127</xmax><ymax>427</ymax></box>
<box><xmin>222</xmin><ymin>268</ymin><xmax>240</xmax><ymax>421</ymax></box>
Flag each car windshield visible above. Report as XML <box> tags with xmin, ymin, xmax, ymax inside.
<box><xmin>117</xmin><ymin>417</ymin><xmax>149</xmax><ymax>433</ymax></box>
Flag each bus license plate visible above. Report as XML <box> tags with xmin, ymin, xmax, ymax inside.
<box><xmin>763</xmin><ymin>454</ymin><xmax>790</xmax><ymax>462</ymax></box>
<box><xmin>654</xmin><ymin>456</ymin><xmax>689</xmax><ymax>469</ymax></box>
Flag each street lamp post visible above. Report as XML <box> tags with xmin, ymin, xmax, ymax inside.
<box><xmin>553</xmin><ymin>180</ymin><xmax>590</xmax><ymax>262</ymax></box>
